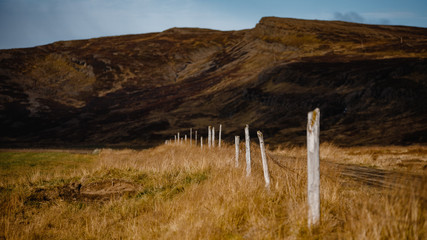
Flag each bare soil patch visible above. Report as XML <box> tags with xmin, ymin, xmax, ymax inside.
<box><xmin>27</xmin><ymin>179</ymin><xmax>140</xmax><ymax>203</ymax></box>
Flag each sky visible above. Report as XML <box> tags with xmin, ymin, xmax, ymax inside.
<box><xmin>0</xmin><ymin>0</ymin><xmax>426</xmax><ymax>49</ymax></box>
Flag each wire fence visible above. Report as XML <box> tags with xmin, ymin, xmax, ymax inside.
<box><xmin>164</xmin><ymin>111</ymin><xmax>427</xmax><ymax>228</ymax></box>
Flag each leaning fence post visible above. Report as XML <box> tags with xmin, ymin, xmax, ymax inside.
<box><xmin>245</xmin><ymin>124</ymin><xmax>251</xmax><ymax>176</ymax></box>
<box><xmin>257</xmin><ymin>131</ymin><xmax>270</xmax><ymax>189</ymax></box>
<box><xmin>235</xmin><ymin>136</ymin><xmax>240</xmax><ymax>167</ymax></box>
<box><xmin>307</xmin><ymin>108</ymin><xmax>320</xmax><ymax>227</ymax></box>
<box><xmin>208</xmin><ymin>126</ymin><xmax>212</xmax><ymax>148</ymax></box>
<box><xmin>190</xmin><ymin>128</ymin><xmax>193</xmax><ymax>145</ymax></box>
<box><xmin>219</xmin><ymin>124</ymin><xmax>222</xmax><ymax>147</ymax></box>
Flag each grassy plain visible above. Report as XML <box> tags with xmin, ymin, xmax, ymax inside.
<box><xmin>0</xmin><ymin>144</ymin><xmax>426</xmax><ymax>239</ymax></box>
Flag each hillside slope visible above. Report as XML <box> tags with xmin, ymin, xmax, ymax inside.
<box><xmin>1</xmin><ymin>17</ymin><xmax>427</xmax><ymax>147</ymax></box>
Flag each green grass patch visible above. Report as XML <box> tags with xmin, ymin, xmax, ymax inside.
<box><xmin>135</xmin><ymin>169</ymin><xmax>210</xmax><ymax>200</ymax></box>
<box><xmin>0</xmin><ymin>152</ymin><xmax>97</xmax><ymax>180</ymax></box>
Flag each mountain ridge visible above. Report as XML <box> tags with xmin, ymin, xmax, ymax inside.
<box><xmin>1</xmin><ymin>17</ymin><xmax>426</xmax><ymax>148</ymax></box>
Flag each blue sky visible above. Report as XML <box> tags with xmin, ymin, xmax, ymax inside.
<box><xmin>0</xmin><ymin>0</ymin><xmax>426</xmax><ymax>49</ymax></box>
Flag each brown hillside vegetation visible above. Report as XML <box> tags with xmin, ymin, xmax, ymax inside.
<box><xmin>1</xmin><ymin>144</ymin><xmax>426</xmax><ymax>239</ymax></box>
<box><xmin>1</xmin><ymin>17</ymin><xmax>427</xmax><ymax>147</ymax></box>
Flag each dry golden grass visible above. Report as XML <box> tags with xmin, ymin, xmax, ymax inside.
<box><xmin>1</xmin><ymin>143</ymin><xmax>426</xmax><ymax>239</ymax></box>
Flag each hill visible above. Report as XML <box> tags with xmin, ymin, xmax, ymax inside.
<box><xmin>1</xmin><ymin>17</ymin><xmax>427</xmax><ymax>148</ymax></box>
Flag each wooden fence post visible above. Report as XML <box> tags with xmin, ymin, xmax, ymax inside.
<box><xmin>195</xmin><ymin>131</ymin><xmax>198</xmax><ymax>146</ymax></box>
<box><xmin>212</xmin><ymin>126</ymin><xmax>215</xmax><ymax>147</ymax></box>
<box><xmin>185</xmin><ymin>135</ymin><xmax>187</xmax><ymax>144</ymax></box>
<box><xmin>219</xmin><ymin>124</ymin><xmax>222</xmax><ymax>147</ymax></box>
<box><xmin>174</xmin><ymin>135</ymin><xmax>177</xmax><ymax>144</ymax></box>
<box><xmin>208</xmin><ymin>126</ymin><xmax>212</xmax><ymax>148</ymax></box>
<box><xmin>190</xmin><ymin>128</ymin><xmax>192</xmax><ymax>145</ymax></box>
<box><xmin>257</xmin><ymin>131</ymin><xmax>270</xmax><ymax>189</ymax></box>
<box><xmin>235</xmin><ymin>136</ymin><xmax>240</xmax><ymax>167</ymax></box>
<box><xmin>245</xmin><ymin>124</ymin><xmax>251</xmax><ymax>176</ymax></box>
<box><xmin>201</xmin><ymin>136</ymin><xmax>203</xmax><ymax>149</ymax></box>
<box><xmin>307</xmin><ymin>108</ymin><xmax>320</xmax><ymax>227</ymax></box>
<box><xmin>178</xmin><ymin>132</ymin><xmax>180</xmax><ymax>144</ymax></box>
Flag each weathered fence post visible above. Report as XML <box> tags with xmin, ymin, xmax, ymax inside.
<box><xmin>178</xmin><ymin>132</ymin><xmax>180</xmax><ymax>144</ymax></box>
<box><xmin>185</xmin><ymin>135</ymin><xmax>187</xmax><ymax>144</ymax></box>
<box><xmin>195</xmin><ymin>131</ymin><xmax>198</xmax><ymax>146</ymax></box>
<box><xmin>208</xmin><ymin>126</ymin><xmax>212</xmax><ymax>148</ymax></box>
<box><xmin>257</xmin><ymin>131</ymin><xmax>270</xmax><ymax>189</ymax></box>
<box><xmin>174</xmin><ymin>135</ymin><xmax>177</xmax><ymax>144</ymax></box>
<box><xmin>307</xmin><ymin>108</ymin><xmax>320</xmax><ymax>227</ymax></box>
<box><xmin>219</xmin><ymin>124</ymin><xmax>222</xmax><ymax>147</ymax></box>
<box><xmin>190</xmin><ymin>128</ymin><xmax>193</xmax><ymax>145</ymax></box>
<box><xmin>212</xmin><ymin>127</ymin><xmax>215</xmax><ymax>147</ymax></box>
<box><xmin>235</xmin><ymin>136</ymin><xmax>240</xmax><ymax>167</ymax></box>
<box><xmin>245</xmin><ymin>124</ymin><xmax>251</xmax><ymax>176</ymax></box>
<box><xmin>201</xmin><ymin>136</ymin><xmax>203</xmax><ymax>149</ymax></box>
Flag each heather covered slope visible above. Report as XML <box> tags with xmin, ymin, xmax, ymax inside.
<box><xmin>1</xmin><ymin>17</ymin><xmax>427</xmax><ymax>148</ymax></box>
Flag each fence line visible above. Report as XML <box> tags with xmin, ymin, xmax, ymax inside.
<box><xmin>164</xmin><ymin>113</ymin><xmax>321</xmax><ymax>228</ymax></box>
<box><xmin>163</xmin><ymin>108</ymin><xmax>427</xmax><ymax>228</ymax></box>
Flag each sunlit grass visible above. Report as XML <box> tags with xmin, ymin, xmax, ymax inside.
<box><xmin>0</xmin><ymin>144</ymin><xmax>425</xmax><ymax>239</ymax></box>
<box><xmin>0</xmin><ymin>151</ymin><xmax>97</xmax><ymax>185</ymax></box>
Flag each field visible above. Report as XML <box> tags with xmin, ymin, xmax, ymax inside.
<box><xmin>1</xmin><ymin>143</ymin><xmax>426</xmax><ymax>239</ymax></box>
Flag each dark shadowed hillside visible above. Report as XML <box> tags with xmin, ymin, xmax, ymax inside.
<box><xmin>1</xmin><ymin>17</ymin><xmax>427</xmax><ymax>148</ymax></box>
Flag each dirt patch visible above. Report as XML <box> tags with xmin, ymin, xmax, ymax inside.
<box><xmin>80</xmin><ymin>179</ymin><xmax>139</xmax><ymax>200</ymax></box>
<box><xmin>27</xmin><ymin>179</ymin><xmax>140</xmax><ymax>203</ymax></box>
